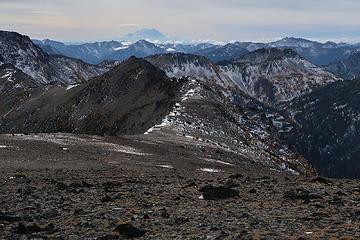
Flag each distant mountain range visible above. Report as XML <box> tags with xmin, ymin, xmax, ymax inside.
<box><xmin>33</xmin><ymin>38</ymin><xmax>219</xmax><ymax>64</ymax></box>
<box><xmin>33</xmin><ymin>33</ymin><xmax>360</xmax><ymax>67</ymax></box>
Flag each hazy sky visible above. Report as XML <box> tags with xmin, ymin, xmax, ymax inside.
<box><xmin>1</xmin><ymin>0</ymin><xmax>360</xmax><ymax>43</ymax></box>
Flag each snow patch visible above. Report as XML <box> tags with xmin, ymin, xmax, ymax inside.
<box><xmin>157</xmin><ymin>165</ymin><xmax>174</xmax><ymax>169</ymax></box>
<box><xmin>201</xmin><ymin>158</ymin><xmax>234</xmax><ymax>166</ymax></box>
<box><xmin>66</xmin><ymin>84</ymin><xmax>79</xmax><ymax>90</ymax></box>
<box><xmin>112</xmin><ymin>46</ymin><xmax>130</xmax><ymax>51</ymax></box>
<box><xmin>112</xmin><ymin>146</ymin><xmax>148</xmax><ymax>156</ymax></box>
<box><xmin>199</xmin><ymin>168</ymin><xmax>222</xmax><ymax>173</ymax></box>
<box><xmin>8</xmin><ymin>133</ymin><xmax>149</xmax><ymax>156</ymax></box>
<box><xmin>0</xmin><ymin>145</ymin><xmax>12</xmax><ymax>148</ymax></box>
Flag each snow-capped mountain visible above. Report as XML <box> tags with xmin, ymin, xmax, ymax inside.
<box><xmin>33</xmin><ymin>35</ymin><xmax>360</xmax><ymax>66</ymax></box>
<box><xmin>219</xmin><ymin>48</ymin><xmax>341</xmax><ymax>104</ymax></box>
<box><xmin>33</xmin><ymin>38</ymin><xmax>216</xmax><ymax>64</ymax></box>
<box><xmin>324</xmin><ymin>52</ymin><xmax>360</xmax><ymax>80</ymax></box>
<box><xmin>146</xmin><ymin>53</ymin><xmax>238</xmax><ymax>90</ymax></box>
<box><xmin>268</xmin><ymin>37</ymin><xmax>322</xmax><ymax>49</ymax></box>
<box><xmin>0</xmin><ymin>31</ymin><xmax>114</xmax><ymax>85</ymax></box>
<box><xmin>147</xmin><ymin>50</ymin><xmax>340</xmax><ymax>105</ymax></box>
<box><xmin>119</xmin><ymin>28</ymin><xmax>168</xmax><ymax>42</ymax></box>
<box><xmin>34</xmin><ymin>39</ymin><xmax>128</xmax><ymax>64</ymax></box>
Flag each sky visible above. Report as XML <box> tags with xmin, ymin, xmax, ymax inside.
<box><xmin>1</xmin><ymin>0</ymin><xmax>360</xmax><ymax>43</ymax></box>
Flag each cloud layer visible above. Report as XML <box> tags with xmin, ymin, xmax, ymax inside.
<box><xmin>1</xmin><ymin>0</ymin><xmax>359</xmax><ymax>42</ymax></box>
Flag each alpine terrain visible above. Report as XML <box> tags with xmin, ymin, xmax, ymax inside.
<box><xmin>1</xmin><ymin>29</ymin><xmax>360</xmax><ymax>239</ymax></box>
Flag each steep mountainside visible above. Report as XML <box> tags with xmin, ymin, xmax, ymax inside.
<box><xmin>218</xmin><ymin>48</ymin><xmax>340</xmax><ymax>104</ymax></box>
<box><xmin>142</xmin><ymin>76</ymin><xmax>314</xmax><ymax>176</ymax></box>
<box><xmin>147</xmin><ymin>51</ymin><xmax>340</xmax><ymax>106</ymax></box>
<box><xmin>324</xmin><ymin>52</ymin><xmax>360</xmax><ymax>80</ymax></box>
<box><xmin>146</xmin><ymin>53</ymin><xmax>238</xmax><ymax>89</ymax></box>
<box><xmin>147</xmin><ymin>54</ymin><xmax>316</xmax><ymax>175</ymax></box>
<box><xmin>0</xmin><ymin>57</ymin><xmax>182</xmax><ymax>136</ymax></box>
<box><xmin>0</xmin><ymin>31</ymin><xmax>112</xmax><ymax>85</ymax></box>
<box><xmin>194</xmin><ymin>43</ymin><xmax>249</xmax><ymax>63</ymax></box>
<box><xmin>282</xmin><ymin>79</ymin><xmax>360</xmax><ymax>178</ymax></box>
<box><xmin>0</xmin><ymin>64</ymin><xmax>38</xmax><ymax>113</ymax></box>
<box><xmin>0</xmin><ymin>56</ymin><xmax>314</xmax><ymax>176</ymax></box>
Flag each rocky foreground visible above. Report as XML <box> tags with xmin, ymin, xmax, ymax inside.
<box><xmin>1</xmin><ymin>132</ymin><xmax>360</xmax><ymax>240</ymax></box>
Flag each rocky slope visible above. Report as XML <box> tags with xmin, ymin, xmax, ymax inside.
<box><xmin>0</xmin><ymin>31</ymin><xmax>113</xmax><ymax>85</ymax></box>
<box><xmin>218</xmin><ymin>48</ymin><xmax>340</xmax><ymax>105</ymax></box>
<box><xmin>279</xmin><ymin>78</ymin><xmax>360</xmax><ymax>178</ymax></box>
<box><xmin>147</xmin><ymin>52</ymin><xmax>360</xmax><ymax>179</ymax></box>
<box><xmin>324</xmin><ymin>52</ymin><xmax>360</xmax><ymax>80</ymax></box>
<box><xmin>0</xmin><ymin>132</ymin><xmax>358</xmax><ymax>239</ymax></box>
<box><xmin>142</xmin><ymin>76</ymin><xmax>314</xmax><ymax>176</ymax></box>
<box><xmin>0</xmin><ymin>57</ymin><xmax>183</xmax><ymax>136</ymax></box>
<box><xmin>0</xmin><ymin>55</ymin><xmax>315</xmax><ymax>176</ymax></box>
<box><xmin>147</xmin><ymin>51</ymin><xmax>340</xmax><ymax>106</ymax></box>
<box><xmin>0</xmin><ymin>64</ymin><xmax>39</xmax><ymax>115</ymax></box>
<box><xmin>146</xmin><ymin>53</ymin><xmax>238</xmax><ymax>89</ymax></box>
<box><xmin>146</xmin><ymin>53</ymin><xmax>314</xmax><ymax>175</ymax></box>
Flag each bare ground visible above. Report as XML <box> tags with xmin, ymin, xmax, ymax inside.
<box><xmin>1</xmin><ymin>131</ymin><xmax>360</xmax><ymax>239</ymax></box>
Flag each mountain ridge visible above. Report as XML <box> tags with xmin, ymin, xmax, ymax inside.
<box><xmin>33</xmin><ymin>35</ymin><xmax>360</xmax><ymax>65</ymax></box>
<box><xmin>0</xmin><ymin>30</ymin><xmax>115</xmax><ymax>85</ymax></box>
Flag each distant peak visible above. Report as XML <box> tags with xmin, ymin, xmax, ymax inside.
<box><xmin>282</xmin><ymin>37</ymin><xmax>307</xmax><ymax>40</ymax></box>
<box><xmin>120</xmin><ymin>28</ymin><xmax>167</xmax><ymax>42</ymax></box>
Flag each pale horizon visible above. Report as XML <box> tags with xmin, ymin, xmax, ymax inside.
<box><xmin>1</xmin><ymin>0</ymin><xmax>360</xmax><ymax>44</ymax></box>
